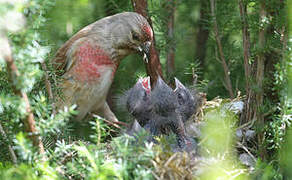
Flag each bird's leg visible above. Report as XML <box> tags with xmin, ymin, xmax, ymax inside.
<box><xmin>101</xmin><ymin>102</ymin><xmax>119</xmax><ymax>122</ymax></box>
<box><xmin>91</xmin><ymin>102</ymin><xmax>119</xmax><ymax>122</ymax></box>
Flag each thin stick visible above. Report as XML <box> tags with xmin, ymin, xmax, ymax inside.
<box><xmin>0</xmin><ymin>123</ymin><xmax>17</xmax><ymax>164</ymax></box>
<box><xmin>237</xmin><ymin>142</ymin><xmax>257</xmax><ymax>162</ymax></box>
<box><xmin>91</xmin><ymin>113</ymin><xmax>129</xmax><ymax>129</ymax></box>
<box><xmin>210</xmin><ymin>0</ymin><xmax>234</xmax><ymax>98</ymax></box>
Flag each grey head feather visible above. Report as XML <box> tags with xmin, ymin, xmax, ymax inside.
<box><xmin>174</xmin><ymin>77</ymin><xmax>197</xmax><ymax>122</ymax></box>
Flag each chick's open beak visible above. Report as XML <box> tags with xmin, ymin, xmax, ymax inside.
<box><xmin>174</xmin><ymin>77</ymin><xmax>184</xmax><ymax>92</ymax></box>
<box><xmin>140</xmin><ymin>76</ymin><xmax>151</xmax><ymax>93</ymax></box>
<box><xmin>137</xmin><ymin>41</ymin><xmax>151</xmax><ymax>63</ymax></box>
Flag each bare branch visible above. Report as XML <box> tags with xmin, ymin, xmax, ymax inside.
<box><xmin>238</xmin><ymin>0</ymin><xmax>253</xmax><ymax>124</ymax></box>
<box><xmin>3</xmin><ymin>34</ymin><xmax>45</xmax><ymax>156</ymax></box>
<box><xmin>239</xmin><ymin>0</ymin><xmax>251</xmax><ymax>87</ymax></box>
<box><xmin>210</xmin><ymin>0</ymin><xmax>234</xmax><ymax>98</ymax></box>
<box><xmin>91</xmin><ymin>113</ymin><xmax>129</xmax><ymax>129</ymax></box>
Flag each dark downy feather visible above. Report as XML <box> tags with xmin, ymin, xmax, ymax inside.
<box><xmin>174</xmin><ymin>77</ymin><xmax>197</xmax><ymax>122</ymax></box>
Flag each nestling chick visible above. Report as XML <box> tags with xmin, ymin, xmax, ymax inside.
<box><xmin>126</xmin><ymin>76</ymin><xmax>152</xmax><ymax>127</ymax></box>
<box><xmin>125</xmin><ymin>76</ymin><xmax>197</xmax><ymax>151</ymax></box>
<box><xmin>174</xmin><ymin>77</ymin><xmax>197</xmax><ymax>122</ymax></box>
<box><xmin>150</xmin><ymin>76</ymin><xmax>189</xmax><ymax>147</ymax></box>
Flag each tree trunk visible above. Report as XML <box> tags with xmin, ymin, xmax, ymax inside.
<box><xmin>131</xmin><ymin>0</ymin><xmax>164</xmax><ymax>86</ymax></box>
<box><xmin>195</xmin><ymin>0</ymin><xmax>210</xmax><ymax>70</ymax></box>
<box><xmin>264</xmin><ymin>0</ymin><xmax>286</xmax><ymax>103</ymax></box>
<box><xmin>166</xmin><ymin>0</ymin><xmax>176</xmax><ymax>79</ymax></box>
<box><xmin>238</xmin><ymin>0</ymin><xmax>252</xmax><ymax>124</ymax></box>
<box><xmin>256</xmin><ymin>1</ymin><xmax>267</xmax><ymax>159</ymax></box>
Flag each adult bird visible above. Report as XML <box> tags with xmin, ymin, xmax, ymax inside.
<box><xmin>52</xmin><ymin>12</ymin><xmax>153</xmax><ymax>122</ymax></box>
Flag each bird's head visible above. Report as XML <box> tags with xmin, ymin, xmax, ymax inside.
<box><xmin>101</xmin><ymin>12</ymin><xmax>153</xmax><ymax>62</ymax></box>
<box><xmin>174</xmin><ymin>77</ymin><xmax>196</xmax><ymax>120</ymax></box>
<box><xmin>126</xmin><ymin>76</ymin><xmax>151</xmax><ymax>116</ymax></box>
<box><xmin>152</xmin><ymin>76</ymin><xmax>177</xmax><ymax>115</ymax></box>
<box><xmin>174</xmin><ymin>78</ymin><xmax>195</xmax><ymax>104</ymax></box>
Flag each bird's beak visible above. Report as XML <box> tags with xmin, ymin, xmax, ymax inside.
<box><xmin>155</xmin><ymin>75</ymin><xmax>164</xmax><ymax>88</ymax></box>
<box><xmin>174</xmin><ymin>77</ymin><xmax>184</xmax><ymax>92</ymax></box>
<box><xmin>139</xmin><ymin>76</ymin><xmax>151</xmax><ymax>93</ymax></box>
<box><xmin>137</xmin><ymin>41</ymin><xmax>151</xmax><ymax>63</ymax></box>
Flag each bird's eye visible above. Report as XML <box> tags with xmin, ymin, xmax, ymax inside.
<box><xmin>177</xmin><ymin>93</ymin><xmax>184</xmax><ymax>104</ymax></box>
<box><xmin>132</xmin><ymin>32</ymin><xmax>140</xmax><ymax>41</ymax></box>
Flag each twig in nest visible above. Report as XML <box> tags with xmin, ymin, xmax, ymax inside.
<box><xmin>236</xmin><ymin>142</ymin><xmax>256</xmax><ymax>162</ymax></box>
<box><xmin>152</xmin><ymin>171</ymin><xmax>161</xmax><ymax>180</ymax></box>
<box><xmin>237</xmin><ymin>121</ymin><xmax>251</xmax><ymax>129</ymax></box>
<box><xmin>164</xmin><ymin>153</ymin><xmax>177</xmax><ymax>167</ymax></box>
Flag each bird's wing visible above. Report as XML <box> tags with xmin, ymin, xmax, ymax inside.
<box><xmin>52</xmin><ymin>26</ymin><xmax>92</xmax><ymax>76</ymax></box>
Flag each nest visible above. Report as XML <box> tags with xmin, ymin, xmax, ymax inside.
<box><xmin>151</xmin><ymin>92</ymin><xmax>255</xmax><ymax>179</ymax></box>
